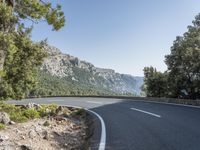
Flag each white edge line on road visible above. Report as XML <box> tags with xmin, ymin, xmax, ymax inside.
<box><xmin>47</xmin><ymin>100</ymin><xmax>64</xmax><ymax>102</ymax></box>
<box><xmin>61</xmin><ymin>105</ymin><xmax>106</xmax><ymax>150</ymax></box>
<box><xmin>86</xmin><ymin>101</ymin><xmax>103</xmax><ymax>104</ymax></box>
<box><xmin>131</xmin><ymin>100</ymin><xmax>200</xmax><ymax>109</ymax></box>
<box><xmin>86</xmin><ymin>109</ymin><xmax>106</xmax><ymax>150</ymax></box>
<box><xmin>130</xmin><ymin>107</ymin><xmax>161</xmax><ymax>118</ymax></box>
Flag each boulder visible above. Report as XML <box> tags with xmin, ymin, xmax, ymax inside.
<box><xmin>0</xmin><ymin>112</ymin><xmax>10</xmax><ymax>125</ymax></box>
<box><xmin>28</xmin><ymin>130</ymin><xmax>37</xmax><ymax>139</ymax></box>
<box><xmin>25</xmin><ymin>103</ymin><xmax>41</xmax><ymax>110</ymax></box>
<box><xmin>55</xmin><ymin>106</ymin><xmax>70</xmax><ymax>116</ymax></box>
<box><xmin>42</xmin><ymin>130</ymin><xmax>49</xmax><ymax>140</ymax></box>
<box><xmin>20</xmin><ymin>145</ymin><xmax>32</xmax><ymax>150</ymax></box>
<box><xmin>9</xmin><ymin>121</ymin><xmax>16</xmax><ymax>125</ymax></box>
<box><xmin>0</xmin><ymin>134</ymin><xmax>9</xmax><ymax>142</ymax></box>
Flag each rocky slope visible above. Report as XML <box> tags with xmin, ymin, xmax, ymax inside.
<box><xmin>0</xmin><ymin>104</ymin><xmax>88</xmax><ymax>150</ymax></box>
<box><xmin>40</xmin><ymin>45</ymin><xmax>143</xmax><ymax>95</ymax></box>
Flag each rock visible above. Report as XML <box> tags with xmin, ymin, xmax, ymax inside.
<box><xmin>56</xmin><ymin>106</ymin><xmax>71</xmax><ymax>116</ymax></box>
<box><xmin>15</xmin><ymin>129</ymin><xmax>22</xmax><ymax>134</ymax></box>
<box><xmin>20</xmin><ymin>145</ymin><xmax>32</xmax><ymax>150</ymax></box>
<box><xmin>53</xmin><ymin>131</ymin><xmax>62</xmax><ymax>136</ymax></box>
<box><xmin>43</xmin><ymin>131</ymin><xmax>49</xmax><ymax>140</ymax></box>
<box><xmin>55</xmin><ymin>106</ymin><xmax>63</xmax><ymax>115</ymax></box>
<box><xmin>0</xmin><ymin>112</ymin><xmax>10</xmax><ymax>125</ymax></box>
<box><xmin>9</xmin><ymin>121</ymin><xmax>16</xmax><ymax>125</ymax></box>
<box><xmin>43</xmin><ymin>121</ymin><xmax>50</xmax><ymax>127</ymax></box>
<box><xmin>54</xmin><ymin>116</ymin><xmax>67</xmax><ymax>122</ymax></box>
<box><xmin>38</xmin><ymin>122</ymin><xmax>43</xmax><ymax>126</ymax></box>
<box><xmin>25</xmin><ymin>103</ymin><xmax>41</xmax><ymax>110</ymax></box>
<box><xmin>21</xmin><ymin>136</ymin><xmax>25</xmax><ymax>140</ymax></box>
<box><xmin>35</xmin><ymin>126</ymin><xmax>42</xmax><ymax>133</ymax></box>
<box><xmin>0</xmin><ymin>134</ymin><xmax>9</xmax><ymax>142</ymax></box>
<box><xmin>28</xmin><ymin>130</ymin><xmax>37</xmax><ymax>139</ymax></box>
<box><xmin>45</xmin><ymin>108</ymin><xmax>51</xmax><ymax>114</ymax></box>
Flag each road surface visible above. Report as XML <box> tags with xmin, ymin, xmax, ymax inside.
<box><xmin>7</xmin><ymin>97</ymin><xmax>200</xmax><ymax>150</ymax></box>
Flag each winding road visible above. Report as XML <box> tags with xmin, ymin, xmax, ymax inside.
<box><xmin>7</xmin><ymin>97</ymin><xmax>200</xmax><ymax>150</ymax></box>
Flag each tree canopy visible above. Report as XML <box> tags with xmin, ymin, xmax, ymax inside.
<box><xmin>143</xmin><ymin>13</ymin><xmax>200</xmax><ymax>99</ymax></box>
<box><xmin>0</xmin><ymin>0</ymin><xmax>65</xmax><ymax>100</ymax></box>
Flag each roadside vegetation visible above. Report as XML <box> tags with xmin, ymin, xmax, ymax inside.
<box><xmin>0</xmin><ymin>102</ymin><xmax>89</xmax><ymax>149</ymax></box>
<box><xmin>143</xmin><ymin>13</ymin><xmax>200</xmax><ymax>100</ymax></box>
<box><xmin>0</xmin><ymin>102</ymin><xmax>58</xmax><ymax>123</ymax></box>
<box><xmin>0</xmin><ymin>0</ymin><xmax>65</xmax><ymax>100</ymax></box>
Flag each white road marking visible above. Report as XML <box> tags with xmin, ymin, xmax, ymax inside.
<box><xmin>138</xmin><ymin>100</ymin><xmax>200</xmax><ymax>109</ymax></box>
<box><xmin>130</xmin><ymin>107</ymin><xmax>161</xmax><ymax>118</ymax></box>
<box><xmin>61</xmin><ymin>105</ymin><xmax>106</xmax><ymax>150</ymax></box>
<box><xmin>47</xmin><ymin>100</ymin><xmax>64</xmax><ymax>102</ymax></box>
<box><xmin>86</xmin><ymin>109</ymin><xmax>106</xmax><ymax>150</ymax></box>
<box><xmin>86</xmin><ymin>101</ymin><xmax>104</xmax><ymax>104</ymax></box>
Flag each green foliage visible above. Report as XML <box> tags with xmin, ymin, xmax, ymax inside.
<box><xmin>0</xmin><ymin>1</ymin><xmax>65</xmax><ymax>100</ymax></box>
<box><xmin>30</xmin><ymin>71</ymin><xmax>118</xmax><ymax>97</ymax></box>
<box><xmin>143</xmin><ymin>13</ymin><xmax>200</xmax><ymax>99</ymax></box>
<box><xmin>143</xmin><ymin>67</ymin><xmax>167</xmax><ymax>97</ymax></box>
<box><xmin>10</xmin><ymin>112</ymin><xmax>28</xmax><ymax>123</ymax></box>
<box><xmin>4</xmin><ymin>0</ymin><xmax>65</xmax><ymax>31</ymax></box>
<box><xmin>0</xmin><ymin>103</ymin><xmax>58</xmax><ymax>123</ymax></box>
<box><xmin>0</xmin><ymin>123</ymin><xmax>6</xmax><ymax>130</ymax></box>
<box><xmin>0</xmin><ymin>29</ymin><xmax>47</xmax><ymax>100</ymax></box>
<box><xmin>38</xmin><ymin>104</ymin><xmax>58</xmax><ymax>117</ymax></box>
<box><xmin>22</xmin><ymin>109</ymin><xmax>40</xmax><ymax>119</ymax></box>
<box><xmin>0</xmin><ymin>103</ymin><xmax>28</xmax><ymax>122</ymax></box>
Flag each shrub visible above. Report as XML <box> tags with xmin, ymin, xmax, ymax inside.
<box><xmin>38</xmin><ymin>104</ymin><xmax>58</xmax><ymax>117</ymax></box>
<box><xmin>22</xmin><ymin>109</ymin><xmax>40</xmax><ymax>119</ymax></box>
<box><xmin>0</xmin><ymin>103</ymin><xmax>20</xmax><ymax>114</ymax></box>
<box><xmin>0</xmin><ymin>103</ymin><xmax>28</xmax><ymax>123</ymax></box>
<box><xmin>0</xmin><ymin>123</ymin><xmax>6</xmax><ymax>130</ymax></box>
<box><xmin>9</xmin><ymin>112</ymin><xmax>28</xmax><ymax>123</ymax></box>
<box><xmin>71</xmin><ymin>108</ymin><xmax>85</xmax><ymax>117</ymax></box>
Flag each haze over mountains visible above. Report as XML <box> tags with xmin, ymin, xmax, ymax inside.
<box><xmin>37</xmin><ymin>45</ymin><xmax>143</xmax><ymax>96</ymax></box>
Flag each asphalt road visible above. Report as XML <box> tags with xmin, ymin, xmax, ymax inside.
<box><xmin>7</xmin><ymin>97</ymin><xmax>200</xmax><ymax>150</ymax></box>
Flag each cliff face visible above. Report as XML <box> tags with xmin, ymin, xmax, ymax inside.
<box><xmin>41</xmin><ymin>45</ymin><xmax>143</xmax><ymax>95</ymax></box>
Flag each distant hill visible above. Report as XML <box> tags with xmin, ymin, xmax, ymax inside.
<box><xmin>30</xmin><ymin>45</ymin><xmax>143</xmax><ymax>97</ymax></box>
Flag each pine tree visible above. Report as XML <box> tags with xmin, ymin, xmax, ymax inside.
<box><xmin>0</xmin><ymin>0</ymin><xmax>65</xmax><ymax>100</ymax></box>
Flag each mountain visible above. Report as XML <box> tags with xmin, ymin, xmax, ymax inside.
<box><xmin>31</xmin><ymin>45</ymin><xmax>143</xmax><ymax>96</ymax></box>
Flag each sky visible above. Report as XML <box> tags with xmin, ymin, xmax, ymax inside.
<box><xmin>30</xmin><ymin>0</ymin><xmax>200</xmax><ymax>76</ymax></box>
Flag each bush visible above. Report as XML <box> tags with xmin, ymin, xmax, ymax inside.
<box><xmin>38</xmin><ymin>104</ymin><xmax>58</xmax><ymax>117</ymax></box>
<box><xmin>0</xmin><ymin>103</ymin><xmax>59</xmax><ymax>123</ymax></box>
<box><xmin>0</xmin><ymin>103</ymin><xmax>28</xmax><ymax>123</ymax></box>
<box><xmin>10</xmin><ymin>112</ymin><xmax>28</xmax><ymax>123</ymax></box>
<box><xmin>22</xmin><ymin>109</ymin><xmax>40</xmax><ymax>119</ymax></box>
<box><xmin>0</xmin><ymin>103</ymin><xmax>20</xmax><ymax>114</ymax></box>
<box><xmin>0</xmin><ymin>123</ymin><xmax>6</xmax><ymax>130</ymax></box>
<box><xmin>71</xmin><ymin>108</ymin><xmax>85</xmax><ymax>117</ymax></box>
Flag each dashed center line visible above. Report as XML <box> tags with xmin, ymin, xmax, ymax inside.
<box><xmin>130</xmin><ymin>107</ymin><xmax>161</xmax><ymax>118</ymax></box>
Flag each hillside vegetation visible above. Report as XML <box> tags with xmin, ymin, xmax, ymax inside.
<box><xmin>30</xmin><ymin>71</ymin><xmax>117</xmax><ymax>97</ymax></box>
<box><xmin>31</xmin><ymin>45</ymin><xmax>143</xmax><ymax>97</ymax></box>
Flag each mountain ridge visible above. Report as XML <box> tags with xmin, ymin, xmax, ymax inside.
<box><xmin>39</xmin><ymin>45</ymin><xmax>143</xmax><ymax>95</ymax></box>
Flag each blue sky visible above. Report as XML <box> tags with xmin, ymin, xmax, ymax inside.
<box><xmin>31</xmin><ymin>0</ymin><xmax>200</xmax><ymax>76</ymax></box>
